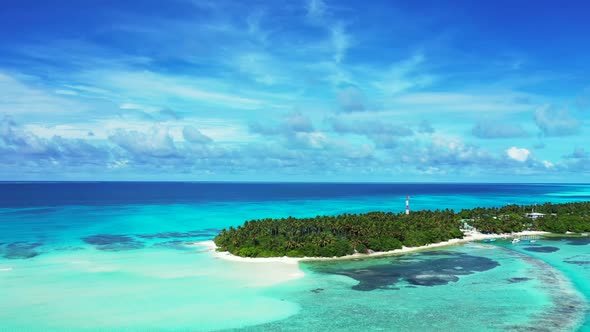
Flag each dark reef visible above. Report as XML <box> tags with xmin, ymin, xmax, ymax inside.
<box><xmin>82</xmin><ymin>234</ymin><xmax>144</xmax><ymax>251</ymax></box>
<box><xmin>1</xmin><ymin>242</ymin><xmax>43</xmax><ymax>259</ymax></box>
<box><xmin>565</xmin><ymin>237</ymin><xmax>590</xmax><ymax>246</ymax></box>
<box><xmin>523</xmin><ymin>246</ymin><xmax>560</xmax><ymax>253</ymax></box>
<box><xmin>321</xmin><ymin>251</ymin><xmax>499</xmax><ymax>291</ymax></box>
<box><xmin>137</xmin><ymin>229</ymin><xmax>218</xmax><ymax>239</ymax></box>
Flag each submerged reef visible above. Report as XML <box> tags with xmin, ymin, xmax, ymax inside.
<box><xmin>321</xmin><ymin>251</ymin><xmax>499</xmax><ymax>291</ymax></box>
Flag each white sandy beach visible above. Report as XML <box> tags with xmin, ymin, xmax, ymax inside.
<box><xmin>193</xmin><ymin>230</ymin><xmax>550</xmax><ymax>286</ymax></box>
<box><xmin>195</xmin><ymin>240</ymin><xmax>305</xmax><ymax>286</ymax></box>
<box><xmin>194</xmin><ymin>230</ymin><xmax>549</xmax><ymax>264</ymax></box>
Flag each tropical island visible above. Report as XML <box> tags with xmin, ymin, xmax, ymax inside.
<box><xmin>213</xmin><ymin>201</ymin><xmax>590</xmax><ymax>258</ymax></box>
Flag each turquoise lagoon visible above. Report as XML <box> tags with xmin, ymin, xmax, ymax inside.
<box><xmin>0</xmin><ymin>183</ymin><xmax>589</xmax><ymax>331</ymax></box>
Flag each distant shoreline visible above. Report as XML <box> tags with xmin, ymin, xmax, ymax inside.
<box><xmin>194</xmin><ymin>230</ymin><xmax>550</xmax><ymax>263</ymax></box>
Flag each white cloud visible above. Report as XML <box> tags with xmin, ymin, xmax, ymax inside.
<box><xmin>63</xmin><ymin>84</ymin><xmax>111</xmax><ymax>96</ymax></box>
<box><xmin>284</xmin><ymin>112</ymin><xmax>315</xmax><ymax>132</ymax></box>
<box><xmin>373</xmin><ymin>54</ymin><xmax>436</xmax><ymax>95</ymax></box>
<box><xmin>109</xmin><ymin>126</ymin><xmax>177</xmax><ymax>158</ymax></box>
<box><xmin>506</xmin><ymin>147</ymin><xmax>531</xmax><ymax>162</ymax></box>
<box><xmin>80</xmin><ymin>70</ymin><xmax>277</xmax><ymax>110</ymax></box>
<box><xmin>182</xmin><ymin>126</ymin><xmax>213</xmax><ymax>144</ymax></box>
<box><xmin>23</xmin><ymin>124</ymin><xmax>96</xmax><ymax>140</ymax></box>
<box><xmin>542</xmin><ymin>160</ymin><xmax>554</xmax><ymax>168</ymax></box>
<box><xmin>331</xmin><ymin>24</ymin><xmax>350</xmax><ymax>63</ymax></box>
<box><xmin>119</xmin><ymin>103</ymin><xmax>143</xmax><ymax>110</ymax></box>
<box><xmin>0</xmin><ymin>72</ymin><xmax>86</xmax><ymax>115</ymax></box>
<box><xmin>234</xmin><ymin>53</ymin><xmax>281</xmax><ymax>85</ymax></box>
<box><xmin>296</xmin><ymin>132</ymin><xmax>329</xmax><ymax>149</ymax></box>
<box><xmin>118</xmin><ymin>102</ymin><xmax>162</xmax><ymax>114</ymax></box>
<box><xmin>472</xmin><ymin>121</ymin><xmax>529</xmax><ymax>139</ymax></box>
<box><xmin>108</xmin><ymin>159</ymin><xmax>129</xmax><ymax>169</ymax></box>
<box><xmin>54</xmin><ymin>89</ymin><xmax>78</xmax><ymax>96</ymax></box>
<box><xmin>395</xmin><ymin>92</ymin><xmax>533</xmax><ymax>113</ymax></box>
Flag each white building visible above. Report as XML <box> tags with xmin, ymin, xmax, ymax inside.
<box><xmin>526</xmin><ymin>212</ymin><xmax>545</xmax><ymax>219</ymax></box>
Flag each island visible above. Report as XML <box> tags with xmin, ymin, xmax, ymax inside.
<box><xmin>213</xmin><ymin>201</ymin><xmax>590</xmax><ymax>258</ymax></box>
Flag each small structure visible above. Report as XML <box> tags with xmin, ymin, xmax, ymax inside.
<box><xmin>460</xmin><ymin>219</ymin><xmax>475</xmax><ymax>231</ymax></box>
<box><xmin>405</xmin><ymin>195</ymin><xmax>410</xmax><ymax>215</ymax></box>
<box><xmin>526</xmin><ymin>212</ymin><xmax>545</xmax><ymax>220</ymax></box>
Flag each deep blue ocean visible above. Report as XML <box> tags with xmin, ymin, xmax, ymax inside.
<box><xmin>1</xmin><ymin>182</ymin><xmax>588</xmax><ymax>207</ymax></box>
<box><xmin>1</xmin><ymin>182</ymin><xmax>589</xmax><ymax>331</ymax></box>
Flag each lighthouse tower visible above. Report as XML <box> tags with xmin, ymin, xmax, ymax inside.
<box><xmin>405</xmin><ymin>195</ymin><xmax>410</xmax><ymax>215</ymax></box>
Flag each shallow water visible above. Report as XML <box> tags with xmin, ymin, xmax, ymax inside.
<box><xmin>494</xmin><ymin>237</ymin><xmax>590</xmax><ymax>331</ymax></box>
<box><xmin>1</xmin><ymin>183</ymin><xmax>589</xmax><ymax>331</ymax></box>
<box><xmin>235</xmin><ymin>243</ymin><xmax>587</xmax><ymax>332</ymax></box>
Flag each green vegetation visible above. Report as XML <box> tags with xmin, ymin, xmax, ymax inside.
<box><xmin>214</xmin><ymin>209</ymin><xmax>462</xmax><ymax>258</ymax></box>
<box><xmin>214</xmin><ymin>201</ymin><xmax>590</xmax><ymax>258</ymax></box>
<box><xmin>461</xmin><ymin>201</ymin><xmax>590</xmax><ymax>234</ymax></box>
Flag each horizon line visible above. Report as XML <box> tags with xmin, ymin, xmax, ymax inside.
<box><xmin>1</xmin><ymin>181</ymin><xmax>589</xmax><ymax>185</ymax></box>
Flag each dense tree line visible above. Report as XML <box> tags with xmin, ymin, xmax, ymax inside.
<box><xmin>460</xmin><ymin>201</ymin><xmax>590</xmax><ymax>234</ymax></box>
<box><xmin>214</xmin><ymin>209</ymin><xmax>462</xmax><ymax>258</ymax></box>
<box><xmin>214</xmin><ymin>201</ymin><xmax>590</xmax><ymax>258</ymax></box>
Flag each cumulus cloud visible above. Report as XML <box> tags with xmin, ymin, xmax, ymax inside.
<box><xmin>506</xmin><ymin>147</ymin><xmax>531</xmax><ymax>162</ymax></box>
<box><xmin>182</xmin><ymin>126</ymin><xmax>212</xmax><ymax>144</ymax></box>
<box><xmin>2</xmin><ymin>114</ymin><xmax>578</xmax><ymax>180</ymax></box>
<box><xmin>558</xmin><ymin>148</ymin><xmax>590</xmax><ymax>174</ymax></box>
<box><xmin>329</xmin><ymin>117</ymin><xmax>414</xmax><ymax>149</ymax></box>
<box><xmin>246</xmin><ymin>113</ymin><xmax>376</xmax><ymax>162</ymax></box>
<box><xmin>249</xmin><ymin>112</ymin><xmax>314</xmax><ymax>136</ymax></box>
<box><xmin>0</xmin><ymin>115</ymin><xmax>61</xmax><ymax>157</ymax></box>
<box><xmin>291</xmin><ymin>132</ymin><xmax>330</xmax><ymax>149</ymax></box>
<box><xmin>421</xmin><ymin>136</ymin><xmax>493</xmax><ymax>167</ymax></box>
<box><xmin>284</xmin><ymin>111</ymin><xmax>314</xmax><ymax>132</ymax></box>
<box><xmin>109</xmin><ymin>127</ymin><xmax>178</xmax><ymax>158</ymax></box>
<box><xmin>247</xmin><ymin>112</ymin><xmax>375</xmax><ymax>156</ymax></box>
<box><xmin>248</xmin><ymin>121</ymin><xmax>281</xmax><ymax>136</ymax></box>
<box><xmin>330</xmin><ymin>117</ymin><xmax>413</xmax><ymax>136</ymax></box>
<box><xmin>471</xmin><ymin>121</ymin><xmax>529</xmax><ymax>139</ymax></box>
<box><xmin>0</xmin><ymin>116</ymin><xmax>110</xmax><ymax>167</ymax></box>
<box><xmin>534</xmin><ymin>105</ymin><xmax>580</xmax><ymax>136</ymax></box>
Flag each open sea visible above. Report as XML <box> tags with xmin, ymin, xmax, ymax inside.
<box><xmin>1</xmin><ymin>182</ymin><xmax>589</xmax><ymax>331</ymax></box>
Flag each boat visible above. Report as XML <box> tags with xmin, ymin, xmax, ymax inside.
<box><xmin>530</xmin><ymin>240</ymin><xmax>537</xmax><ymax>243</ymax></box>
<box><xmin>512</xmin><ymin>238</ymin><xmax>520</xmax><ymax>244</ymax></box>
<box><xmin>489</xmin><ymin>238</ymin><xmax>496</xmax><ymax>242</ymax></box>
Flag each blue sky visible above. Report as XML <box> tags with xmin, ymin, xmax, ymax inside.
<box><xmin>1</xmin><ymin>0</ymin><xmax>589</xmax><ymax>182</ymax></box>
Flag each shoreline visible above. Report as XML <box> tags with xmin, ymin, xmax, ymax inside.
<box><xmin>193</xmin><ymin>230</ymin><xmax>550</xmax><ymax>264</ymax></box>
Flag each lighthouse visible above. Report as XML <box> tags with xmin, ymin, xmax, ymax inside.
<box><xmin>405</xmin><ymin>195</ymin><xmax>410</xmax><ymax>215</ymax></box>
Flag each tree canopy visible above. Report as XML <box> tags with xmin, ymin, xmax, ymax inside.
<box><xmin>214</xmin><ymin>201</ymin><xmax>590</xmax><ymax>258</ymax></box>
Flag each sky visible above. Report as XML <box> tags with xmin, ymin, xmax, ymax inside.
<box><xmin>0</xmin><ymin>0</ymin><xmax>589</xmax><ymax>182</ymax></box>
